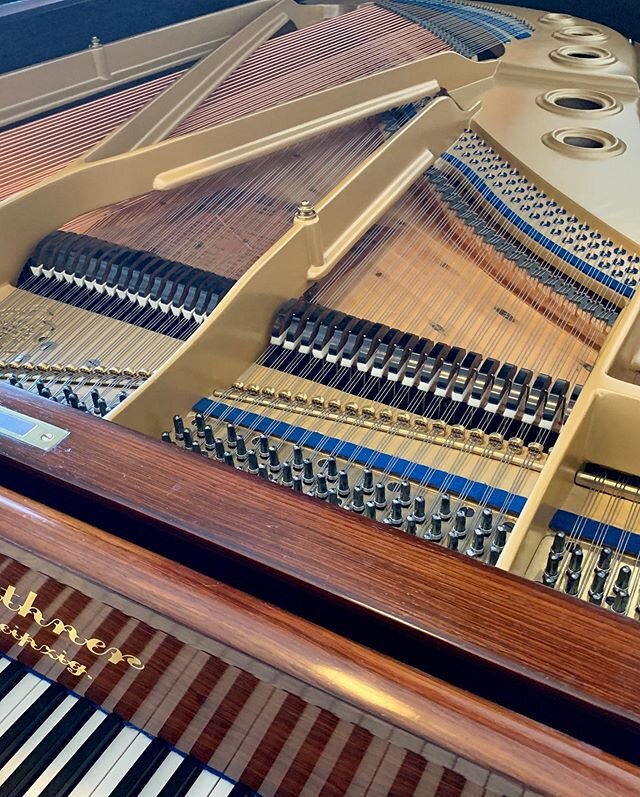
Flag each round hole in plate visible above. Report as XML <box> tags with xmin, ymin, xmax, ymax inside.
<box><xmin>549</xmin><ymin>45</ymin><xmax>616</xmax><ymax>68</ymax></box>
<box><xmin>317</xmin><ymin>458</ymin><xmax>327</xmax><ymax>468</ymax></box>
<box><xmin>555</xmin><ymin>96</ymin><xmax>603</xmax><ymax>110</ymax></box>
<box><xmin>539</xmin><ymin>12</ymin><xmax>574</xmax><ymax>23</ymax></box>
<box><xmin>563</xmin><ymin>135</ymin><xmax>604</xmax><ymax>149</ymax></box>
<box><xmin>542</xmin><ymin>127</ymin><xmax>626</xmax><ymax>159</ymax></box>
<box><xmin>387</xmin><ymin>480</ymin><xmax>401</xmax><ymax>492</ymax></box>
<box><xmin>553</xmin><ymin>25</ymin><xmax>607</xmax><ymax>43</ymax></box>
<box><xmin>537</xmin><ymin>89</ymin><xmax>620</xmax><ymax>117</ymax></box>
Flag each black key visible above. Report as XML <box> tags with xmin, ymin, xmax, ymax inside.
<box><xmin>0</xmin><ymin>660</ymin><xmax>25</xmax><ymax>702</ymax></box>
<box><xmin>0</xmin><ymin>682</ymin><xmax>67</xmax><ymax>768</ymax></box>
<box><xmin>109</xmin><ymin>738</ymin><xmax>170</xmax><ymax>797</ymax></box>
<box><xmin>157</xmin><ymin>756</ymin><xmax>203</xmax><ymax>797</ymax></box>
<box><xmin>229</xmin><ymin>784</ymin><xmax>255</xmax><ymax>796</ymax></box>
<box><xmin>40</xmin><ymin>712</ymin><xmax>124</xmax><ymax>797</ymax></box>
<box><xmin>0</xmin><ymin>699</ymin><xmax>95</xmax><ymax>797</ymax></box>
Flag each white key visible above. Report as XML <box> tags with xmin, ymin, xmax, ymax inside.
<box><xmin>137</xmin><ymin>751</ymin><xmax>184</xmax><ymax>797</ymax></box>
<box><xmin>23</xmin><ymin>709</ymin><xmax>108</xmax><ymax>796</ymax></box>
<box><xmin>0</xmin><ymin>675</ymin><xmax>48</xmax><ymax>732</ymax></box>
<box><xmin>68</xmin><ymin>726</ymin><xmax>150</xmax><ymax>796</ymax></box>
<box><xmin>186</xmin><ymin>770</ymin><xmax>223</xmax><ymax>796</ymax></box>
<box><xmin>209</xmin><ymin>777</ymin><xmax>236</xmax><ymax>796</ymax></box>
<box><xmin>0</xmin><ymin>694</ymin><xmax>77</xmax><ymax>785</ymax></box>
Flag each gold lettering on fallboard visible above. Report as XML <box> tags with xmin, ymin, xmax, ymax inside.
<box><xmin>0</xmin><ymin>584</ymin><xmax>145</xmax><ymax>676</ymax></box>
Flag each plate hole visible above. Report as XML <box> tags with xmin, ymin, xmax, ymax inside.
<box><xmin>563</xmin><ymin>135</ymin><xmax>605</xmax><ymax>149</ymax></box>
<box><xmin>566</xmin><ymin>50</ymin><xmax>600</xmax><ymax>59</ymax></box>
<box><xmin>554</xmin><ymin>96</ymin><xmax>604</xmax><ymax>111</ymax></box>
<box><xmin>387</xmin><ymin>481</ymin><xmax>401</xmax><ymax>492</ymax></box>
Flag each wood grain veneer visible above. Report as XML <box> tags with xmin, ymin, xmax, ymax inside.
<box><xmin>0</xmin><ymin>485</ymin><xmax>638</xmax><ymax>797</ymax></box>
<box><xmin>0</xmin><ymin>385</ymin><xmax>639</xmax><ymax>759</ymax></box>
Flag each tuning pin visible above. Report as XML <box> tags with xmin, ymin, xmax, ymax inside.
<box><xmin>161</xmin><ymin>431</ymin><xmax>172</xmax><ymax>443</ymax></box>
<box><xmin>413</xmin><ymin>495</ymin><xmax>426</xmax><ymax>524</ymax></box>
<box><xmin>361</xmin><ymin>469</ymin><xmax>374</xmax><ymax>495</ymax></box>
<box><xmin>258</xmin><ymin>435</ymin><xmax>270</xmax><ymax>459</ymax></box>
<box><xmin>325</xmin><ymin>457</ymin><xmax>338</xmax><ymax>483</ymax></box>
<box><xmin>235</xmin><ymin>435</ymin><xmax>247</xmax><ymax>462</ymax></box>
<box><xmin>226</xmin><ymin>423</ymin><xmax>238</xmax><ymax>449</ymax></box>
<box><xmin>118</xmin><ymin>391</ymin><xmax>128</xmax><ymax>404</ymax></box>
<box><xmin>338</xmin><ymin>470</ymin><xmax>350</xmax><ymax>498</ymax></box>
<box><xmin>68</xmin><ymin>392</ymin><xmax>79</xmax><ymax>409</ymax></box>
<box><xmin>406</xmin><ymin>515</ymin><xmax>417</xmax><ymax>535</ymax></box>
<box><xmin>350</xmin><ymin>485</ymin><xmax>365</xmax><ymax>513</ymax></box>
<box><xmin>292</xmin><ymin>446</ymin><xmax>304</xmax><ymax>472</ymax></box>
<box><xmin>90</xmin><ymin>386</ymin><xmax>100</xmax><ymax>408</ymax></box>
<box><xmin>191</xmin><ymin>441</ymin><xmax>202</xmax><ymax>454</ymax></box>
<box><xmin>8</xmin><ymin>375</ymin><xmax>19</xmax><ymax>386</ymax></box>
<box><xmin>214</xmin><ymin>437</ymin><xmax>225</xmax><ymax>461</ymax></box>
<box><xmin>35</xmin><ymin>378</ymin><xmax>45</xmax><ymax>396</ymax></box>
<box><xmin>597</xmin><ymin>547</ymin><xmax>613</xmax><ymax>574</ymax></box>
<box><xmin>609</xmin><ymin>566</ymin><xmax>632</xmax><ymax>614</ymax></box>
<box><xmin>281</xmin><ymin>461</ymin><xmax>293</xmax><ymax>488</ymax></box>
<box><xmin>62</xmin><ymin>385</ymin><xmax>72</xmax><ymax>400</ymax></box>
<box><xmin>374</xmin><ymin>482</ymin><xmax>387</xmax><ymax>510</ymax></box>
<box><xmin>172</xmin><ymin>415</ymin><xmax>185</xmax><ymax>440</ymax></box>
<box><xmin>542</xmin><ymin>549</ymin><xmax>561</xmax><ymax>587</ymax></box>
<box><xmin>365</xmin><ymin>501</ymin><xmax>376</xmax><ymax>520</ymax></box>
<box><xmin>268</xmin><ymin>446</ymin><xmax>281</xmax><ymax>474</ymax></box>
<box><xmin>77</xmin><ymin>401</ymin><xmax>88</xmax><ymax>413</ymax></box>
<box><xmin>247</xmin><ymin>449</ymin><xmax>259</xmax><ymax>475</ymax></box>
<box><xmin>425</xmin><ymin>513</ymin><xmax>443</xmax><ymax>542</ymax></box>
<box><xmin>399</xmin><ymin>481</ymin><xmax>411</xmax><ymax>508</ymax></box>
<box><xmin>97</xmin><ymin>397</ymin><xmax>108</xmax><ymax>416</ymax></box>
<box><xmin>303</xmin><ymin>458</ymin><xmax>315</xmax><ymax>486</ymax></box>
<box><xmin>488</xmin><ymin>523</ymin><xmax>509</xmax><ymax>565</ymax></box>
<box><xmin>452</xmin><ymin>509</ymin><xmax>467</xmax><ymax>539</ymax></box>
<box><xmin>182</xmin><ymin>428</ymin><xmax>193</xmax><ymax>449</ymax></box>
<box><xmin>292</xmin><ymin>475</ymin><xmax>303</xmax><ymax>492</ymax></box>
<box><xmin>316</xmin><ymin>473</ymin><xmax>328</xmax><ymax>500</ymax></box>
<box><xmin>551</xmin><ymin>531</ymin><xmax>566</xmax><ymax>555</ymax></box>
<box><xmin>194</xmin><ymin>413</ymin><xmax>205</xmax><ymax>438</ymax></box>
<box><xmin>588</xmin><ymin>569</ymin><xmax>608</xmax><ymax>605</ymax></box>
<box><xmin>328</xmin><ymin>489</ymin><xmax>339</xmax><ymax>506</ymax></box>
<box><xmin>385</xmin><ymin>498</ymin><xmax>403</xmax><ymax>527</ymax></box>
<box><xmin>203</xmin><ymin>425</ymin><xmax>215</xmax><ymax>451</ymax></box>
<box><xmin>569</xmin><ymin>545</ymin><xmax>583</xmax><ymax>572</ymax></box>
<box><xmin>479</xmin><ymin>508</ymin><xmax>493</xmax><ymax>535</ymax></box>
<box><xmin>467</xmin><ymin>527</ymin><xmax>486</xmax><ymax>558</ymax></box>
<box><xmin>224</xmin><ymin>451</ymin><xmax>235</xmax><ymax>467</ymax></box>
<box><xmin>439</xmin><ymin>494</ymin><xmax>452</xmax><ymax>522</ymax></box>
<box><xmin>447</xmin><ymin>530</ymin><xmax>459</xmax><ymax>551</ymax></box>
<box><xmin>258</xmin><ymin>463</ymin><xmax>268</xmax><ymax>479</ymax></box>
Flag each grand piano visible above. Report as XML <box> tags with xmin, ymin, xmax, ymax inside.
<box><xmin>0</xmin><ymin>1</ymin><xmax>638</xmax><ymax>794</ymax></box>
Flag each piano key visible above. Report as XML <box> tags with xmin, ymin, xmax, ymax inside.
<box><xmin>0</xmin><ymin>660</ymin><xmax>23</xmax><ymax>703</ymax></box>
<box><xmin>258</xmin><ymin>704</ymin><xmax>321</xmax><ymax>796</ymax></box>
<box><xmin>0</xmin><ymin>674</ymin><xmax>48</xmax><ymax>731</ymax></box>
<box><xmin>137</xmin><ymin>751</ymin><xmax>184</xmax><ymax>797</ymax></box>
<box><xmin>0</xmin><ymin>693</ymin><xmax>74</xmax><ymax>780</ymax></box>
<box><xmin>156</xmin><ymin>756</ymin><xmax>202</xmax><ymax>797</ymax></box>
<box><xmin>107</xmin><ymin>737</ymin><xmax>169</xmax><ymax>796</ymax></box>
<box><xmin>0</xmin><ymin>681</ymin><xmax>67</xmax><ymax>769</ymax></box>
<box><xmin>0</xmin><ymin>698</ymin><xmax>94</xmax><ymax>797</ymax></box>
<box><xmin>35</xmin><ymin>711</ymin><xmax>122</xmax><ymax>796</ymax></box>
<box><xmin>68</xmin><ymin>726</ymin><xmax>150</xmax><ymax>796</ymax></box>
<box><xmin>184</xmin><ymin>770</ymin><xmax>227</xmax><ymax>796</ymax></box>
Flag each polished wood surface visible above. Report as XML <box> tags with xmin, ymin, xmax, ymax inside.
<box><xmin>0</xmin><ymin>485</ymin><xmax>638</xmax><ymax>797</ymax></box>
<box><xmin>1</xmin><ymin>386</ymin><xmax>639</xmax><ymax>755</ymax></box>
